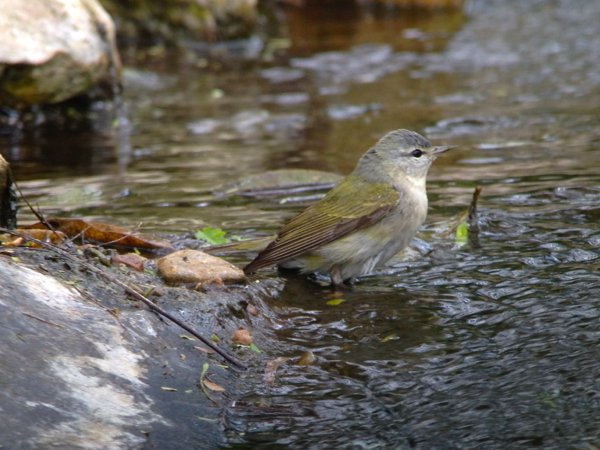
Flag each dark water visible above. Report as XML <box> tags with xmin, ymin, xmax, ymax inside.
<box><xmin>3</xmin><ymin>0</ymin><xmax>600</xmax><ymax>448</ymax></box>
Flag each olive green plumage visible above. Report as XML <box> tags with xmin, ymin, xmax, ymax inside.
<box><xmin>244</xmin><ymin>129</ymin><xmax>451</xmax><ymax>285</ymax></box>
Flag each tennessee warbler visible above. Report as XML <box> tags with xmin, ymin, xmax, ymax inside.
<box><xmin>244</xmin><ymin>129</ymin><xmax>451</xmax><ymax>285</ymax></box>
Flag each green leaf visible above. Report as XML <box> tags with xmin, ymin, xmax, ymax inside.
<box><xmin>381</xmin><ymin>333</ymin><xmax>398</xmax><ymax>342</ymax></box>
<box><xmin>455</xmin><ymin>221</ymin><xmax>469</xmax><ymax>245</ymax></box>
<box><xmin>200</xmin><ymin>362</ymin><xmax>209</xmax><ymax>380</ymax></box>
<box><xmin>326</xmin><ymin>298</ymin><xmax>345</xmax><ymax>306</ymax></box>
<box><xmin>197</xmin><ymin>416</ymin><xmax>219</xmax><ymax>423</ymax></box>
<box><xmin>195</xmin><ymin>226</ymin><xmax>230</xmax><ymax>245</ymax></box>
<box><xmin>249</xmin><ymin>343</ymin><xmax>262</xmax><ymax>354</ymax></box>
<box><xmin>210</xmin><ymin>88</ymin><xmax>224</xmax><ymax>100</ymax></box>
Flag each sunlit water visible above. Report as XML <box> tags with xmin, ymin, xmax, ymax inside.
<box><xmin>2</xmin><ymin>0</ymin><xmax>600</xmax><ymax>448</ymax></box>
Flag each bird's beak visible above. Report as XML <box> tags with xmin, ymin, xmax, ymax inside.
<box><xmin>432</xmin><ymin>145</ymin><xmax>454</xmax><ymax>155</ymax></box>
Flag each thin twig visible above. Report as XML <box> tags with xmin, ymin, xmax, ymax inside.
<box><xmin>9</xmin><ymin>169</ymin><xmax>47</xmax><ymax>226</ymax></box>
<box><xmin>467</xmin><ymin>186</ymin><xmax>482</xmax><ymax>248</ymax></box>
<box><xmin>468</xmin><ymin>185</ymin><xmax>482</xmax><ymax>225</ymax></box>
<box><xmin>1</xmin><ymin>228</ymin><xmax>246</xmax><ymax>370</ymax></box>
<box><xmin>21</xmin><ymin>312</ymin><xmax>65</xmax><ymax>329</ymax></box>
<box><xmin>9</xmin><ymin>170</ymin><xmax>65</xmax><ymax>244</ymax></box>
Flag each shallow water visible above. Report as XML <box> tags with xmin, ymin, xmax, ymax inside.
<box><xmin>3</xmin><ymin>0</ymin><xmax>600</xmax><ymax>448</ymax></box>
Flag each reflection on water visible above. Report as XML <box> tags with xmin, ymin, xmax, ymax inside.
<box><xmin>2</xmin><ymin>0</ymin><xmax>600</xmax><ymax>448</ymax></box>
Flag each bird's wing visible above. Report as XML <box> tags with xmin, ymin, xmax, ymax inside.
<box><xmin>244</xmin><ymin>177</ymin><xmax>399</xmax><ymax>274</ymax></box>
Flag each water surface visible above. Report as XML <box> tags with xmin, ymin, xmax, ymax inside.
<box><xmin>2</xmin><ymin>0</ymin><xmax>600</xmax><ymax>448</ymax></box>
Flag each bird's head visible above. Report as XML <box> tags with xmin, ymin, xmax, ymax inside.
<box><xmin>357</xmin><ymin>129</ymin><xmax>451</xmax><ymax>180</ymax></box>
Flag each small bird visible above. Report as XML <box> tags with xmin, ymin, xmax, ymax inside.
<box><xmin>244</xmin><ymin>129</ymin><xmax>451</xmax><ymax>285</ymax></box>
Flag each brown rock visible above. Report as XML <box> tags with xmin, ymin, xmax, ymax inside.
<box><xmin>156</xmin><ymin>249</ymin><xmax>245</xmax><ymax>285</ymax></box>
<box><xmin>232</xmin><ymin>328</ymin><xmax>253</xmax><ymax>346</ymax></box>
<box><xmin>246</xmin><ymin>303</ymin><xmax>259</xmax><ymax>316</ymax></box>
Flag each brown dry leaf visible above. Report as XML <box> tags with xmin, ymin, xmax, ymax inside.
<box><xmin>194</xmin><ymin>346</ymin><xmax>215</xmax><ymax>354</ymax></box>
<box><xmin>1</xmin><ymin>229</ymin><xmax>67</xmax><ymax>247</ymax></box>
<box><xmin>264</xmin><ymin>357</ymin><xmax>289</xmax><ymax>385</ymax></box>
<box><xmin>232</xmin><ymin>328</ymin><xmax>253</xmax><ymax>346</ymax></box>
<box><xmin>3</xmin><ymin>236</ymin><xmax>23</xmax><ymax>247</ymax></box>
<box><xmin>297</xmin><ymin>351</ymin><xmax>316</xmax><ymax>366</ymax></box>
<box><xmin>25</xmin><ymin>218</ymin><xmax>173</xmax><ymax>252</ymax></box>
<box><xmin>112</xmin><ymin>252</ymin><xmax>146</xmax><ymax>271</ymax></box>
<box><xmin>202</xmin><ymin>378</ymin><xmax>225</xmax><ymax>393</ymax></box>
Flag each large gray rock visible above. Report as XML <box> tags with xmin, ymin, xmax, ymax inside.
<box><xmin>0</xmin><ymin>258</ymin><xmax>165</xmax><ymax>448</ymax></box>
<box><xmin>0</xmin><ymin>0</ymin><xmax>120</xmax><ymax>105</ymax></box>
<box><xmin>0</xmin><ymin>249</ymin><xmax>260</xmax><ymax>449</ymax></box>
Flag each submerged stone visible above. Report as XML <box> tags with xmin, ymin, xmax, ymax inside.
<box><xmin>216</xmin><ymin>169</ymin><xmax>342</xmax><ymax>197</ymax></box>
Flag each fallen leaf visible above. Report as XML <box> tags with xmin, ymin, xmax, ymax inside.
<box><xmin>197</xmin><ymin>416</ymin><xmax>219</xmax><ymax>423</ymax></box>
<box><xmin>326</xmin><ymin>298</ymin><xmax>346</xmax><ymax>306</ymax></box>
<box><xmin>455</xmin><ymin>221</ymin><xmax>469</xmax><ymax>246</ymax></box>
<box><xmin>202</xmin><ymin>378</ymin><xmax>225</xmax><ymax>393</ymax></box>
<box><xmin>143</xmin><ymin>286</ymin><xmax>155</xmax><ymax>297</ymax></box>
<box><xmin>1</xmin><ymin>229</ymin><xmax>67</xmax><ymax>247</ymax></box>
<box><xmin>5</xmin><ymin>236</ymin><xmax>23</xmax><ymax>246</ymax></box>
<box><xmin>249</xmin><ymin>343</ymin><xmax>262</xmax><ymax>354</ymax></box>
<box><xmin>297</xmin><ymin>351</ymin><xmax>316</xmax><ymax>366</ymax></box>
<box><xmin>195</xmin><ymin>226</ymin><xmax>230</xmax><ymax>245</ymax></box>
<box><xmin>25</xmin><ymin>218</ymin><xmax>173</xmax><ymax>253</ymax></box>
<box><xmin>210</xmin><ymin>88</ymin><xmax>224</xmax><ymax>99</ymax></box>
<box><xmin>112</xmin><ymin>252</ymin><xmax>146</xmax><ymax>271</ymax></box>
<box><xmin>264</xmin><ymin>357</ymin><xmax>289</xmax><ymax>385</ymax></box>
<box><xmin>194</xmin><ymin>346</ymin><xmax>215</xmax><ymax>354</ymax></box>
<box><xmin>381</xmin><ymin>333</ymin><xmax>398</xmax><ymax>343</ymax></box>
<box><xmin>200</xmin><ymin>362</ymin><xmax>209</xmax><ymax>378</ymax></box>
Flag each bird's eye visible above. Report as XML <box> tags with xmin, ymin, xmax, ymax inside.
<box><xmin>411</xmin><ymin>149</ymin><xmax>423</xmax><ymax>158</ymax></box>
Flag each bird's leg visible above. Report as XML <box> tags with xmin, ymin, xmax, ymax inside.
<box><xmin>330</xmin><ymin>266</ymin><xmax>347</xmax><ymax>288</ymax></box>
<box><xmin>329</xmin><ymin>266</ymin><xmax>353</xmax><ymax>288</ymax></box>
